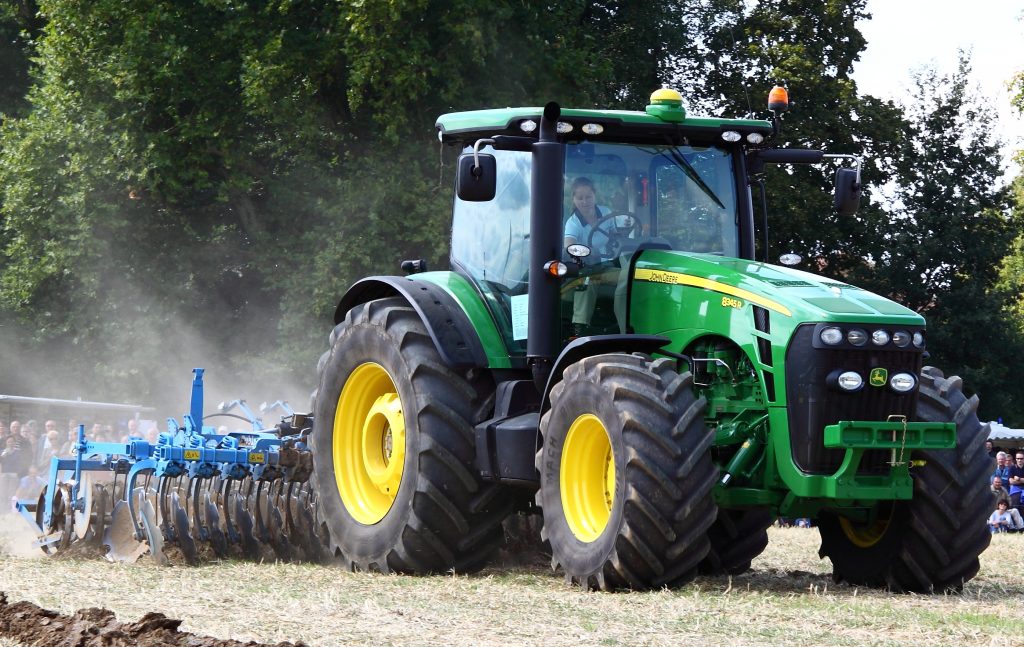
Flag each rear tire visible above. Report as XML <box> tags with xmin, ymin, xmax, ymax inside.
<box><xmin>537</xmin><ymin>353</ymin><xmax>717</xmax><ymax>590</ymax></box>
<box><xmin>699</xmin><ymin>509</ymin><xmax>773</xmax><ymax>575</ymax></box>
<box><xmin>311</xmin><ymin>297</ymin><xmax>511</xmax><ymax>573</ymax></box>
<box><xmin>818</xmin><ymin>366</ymin><xmax>993</xmax><ymax>592</ymax></box>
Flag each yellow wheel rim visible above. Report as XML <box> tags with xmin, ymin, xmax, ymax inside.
<box><xmin>560</xmin><ymin>414</ymin><xmax>615</xmax><ymax>543</ymax></box>
<box><xmin>838</xmin><ymin>503</ymin><xmax>895</xmax><ymax>548</ymax></box>
<box><xmin>333</xmin><ymin>362</ymin><xmax>407</xmax><ymax>525</ymax></box>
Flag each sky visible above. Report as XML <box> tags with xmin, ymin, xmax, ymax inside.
<box><xmin>852</xmin><ymin>0</ymin><xmax>1024</xmax><ymax>176</ymax></box>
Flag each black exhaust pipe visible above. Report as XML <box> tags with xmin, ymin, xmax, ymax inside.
<box><xmin>527</xmin><ymin>102</ymin><xmax>563</xmax><ymax>391</ymax></box>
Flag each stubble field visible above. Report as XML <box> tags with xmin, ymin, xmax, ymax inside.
<box><xmin>0</xmin><ymin>516</ymin><xmax>1020</xmax><ymax>647</ymax></box>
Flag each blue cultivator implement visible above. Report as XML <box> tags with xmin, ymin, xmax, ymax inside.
<box><xmin>15</xmin><ymin>369</ymin><xmax>328</xmax><ymax>564</ymax></box>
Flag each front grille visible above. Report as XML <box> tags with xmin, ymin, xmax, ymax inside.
<box><xmin>784</xmin><ymin>324</ymin><xmax>923</xmax><ymax>474</ymax></box>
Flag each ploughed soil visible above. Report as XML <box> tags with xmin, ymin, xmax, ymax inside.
<box><xmin>0</xmin><ymin>593</ymin><xmax>307</xmax><ymax>647</ymax></box>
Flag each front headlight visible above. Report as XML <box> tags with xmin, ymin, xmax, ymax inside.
<box><xmin>820</xmin><ymin>327</ymin><xmax>843</xmax><ymax>345</ymax></box>
<box><xmin>847</xmin><ymin>329</ymin><xmax>868</xmax><ymax>346</ymax></box>
<box><xmin>838</xmin><ymin>371</ymin><xmax>864</xmax><ymax>391</ymax></box>
<box><xmin>889</xmin><ymin>372</ymin><xmax>917</xmax><ymax>393</ymax></box>
<box><xmin>871</xmin><ymin>329</ymin><xmax>890</xmax><ymax>346</ymax></box>
<box><xmin>827</xmin><ymin>369</ymin><xmax>864</xmax><ymax>392</ymax></box>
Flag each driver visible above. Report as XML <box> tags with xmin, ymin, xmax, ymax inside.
<box><xmin>563</xmin><ymin>176</ymin><xmax>612</xmax><ymax>256</ymax></box>
<box><xmin>564</xmin><ymin>176</ymin><xmax>612</xmax><ymax>335</ymax></box>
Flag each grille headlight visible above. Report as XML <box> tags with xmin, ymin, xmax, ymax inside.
<box><xmin>519</xmin><ymin>120</ymin><xmax>537</xmax><ymax>133</ymax></box>
<box><xmin>890</xmin><ymin>372</ymin><xmax>917</xmax><ymax>393</ymax></box>
<box><xmin>721</xmin><ymin>130</ymin><xmax>741</xmax><ymax>142</ymax></box>
<box><xmin>556</xmin><ymin>121</ymin><xmax>574</xmax><ymax>133</ymax></box>
<box><xmin>581</xmin><ymin>123</ymin><xmax>604</xmax><ymax>135</ymax></box>
<box><xmin>892</xmin><ymin>331</ymin><xmax>911</xmax><ymax>347</ymax></box>
<box><xmin>837</xmin><ymin>371</ymin><xmax>864</xmax><ymax>392</ymax></box>
<box><xmin>746</xmin><ymin>132</ymin><xmax>765</xmax><ymax>144</ymax></box>
<box><xmin>912</xmin><ymin>332</ymin><xmax>925</xmax><ymax>348</ymax></box>
<box><xmin>871</xmin><ymin>329</ymin><xmax>890</xmax><ymax>346</ymax></box>
<box><xmin>820</xmin><ymin>327</ymin><xmax>843</xmax><ymax>345</ymax></box>
<box><xmin>847</xmin><ymin>329</ymin><xmax>868</xmax><ymax>346</ymax></box>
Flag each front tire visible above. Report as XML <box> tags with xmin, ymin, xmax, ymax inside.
<box><xmin>537</xmin><ymin>353</ymin><xmax>717</xmax><ymax>590</ymax></box>
<box><xmin>818</xmin><ymin>366</ymin><xmax>993</xmax><ymax>592</ymax></box>
<box><xmin>311</xmin><ymin>297</ymin><xmax>510</xmax><ymax>573</ymax></box>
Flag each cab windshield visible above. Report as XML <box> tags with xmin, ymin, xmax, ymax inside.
<box><xmin>564</xmin><ymin>141</ymin><xmax>738</xmax><ymax>257</ymax></box>
<box><xmin>450</xmin><ymin>140</ymin><xmax>739</xmax><ymax>354</ymax></box>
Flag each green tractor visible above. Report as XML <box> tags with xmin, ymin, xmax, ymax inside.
<box><xmin>310</xmin><ymin>88</ymin><xmax>992</xmax><ymax>592</ymax></box>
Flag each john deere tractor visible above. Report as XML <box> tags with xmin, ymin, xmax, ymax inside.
<box><xmin>310</xmin><ymin>88</ymin><xmax>992</xmax><ymax>592</ymax></box>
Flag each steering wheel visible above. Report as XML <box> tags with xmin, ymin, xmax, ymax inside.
<box><xmin>587</xmin><ymin>213</ymin><xmax>643</xmax><ymax>258</ymax></box>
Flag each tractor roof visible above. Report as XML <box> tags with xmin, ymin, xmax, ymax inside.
<box><xmin>436</xmin><ymin>90</ymin><xmax>773</xmax><ymax>145</ymax></box>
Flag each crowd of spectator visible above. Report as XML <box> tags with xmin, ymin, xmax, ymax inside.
<box><xmin>987</xmin><ymin>439</ymin><xmax>1024</xmax><ymax>533</ymax></box>
<box><xmin>0</xmin><ymin>415</ymin><xmax>159</xmax><ymax>505</ymax></box>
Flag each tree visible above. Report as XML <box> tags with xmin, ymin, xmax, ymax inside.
<box><xmin>995</xmin><ymin>71</ymin><xmax>1024</xmax><ymax>423</ymax></box>
<box><xmin>870</xmin><ymin>55</ymin><xmax>1020</xmax><ymax>422</ymax></box>
<box><xmin>0</xmin><ymin>1</ymin><xmax>40</xmax><ymax>118</ymax></box>
<box><xmin>0</xmin><ymin>1</ymin><xmax>685</xmax><ymax>405</ymax></box>
<box><xmin>680</xmin><ymin>0</ymin><xmax>906</xmax><ymax>279</ymax></box>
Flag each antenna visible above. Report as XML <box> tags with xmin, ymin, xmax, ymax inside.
<box><xmin>727</xmin><ymin>14</ymin><xmax>753</xmax><ymax>118</ymax></box>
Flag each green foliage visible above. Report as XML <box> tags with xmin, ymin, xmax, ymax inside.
<box><xmin>0</xmin><ymin>0</ymin><xmax>39</xmax><ymax>118</ymax></box>
<box><xmin>0</xmin><ymin>0</ymin><xmax>675</xmax><ymax>403</ymax></box>
<box><xmin>690</xmin><ymin>0</ymin><xmax>906</xmax><ymax>278</ymax></box>
<box><xmin>869</xmin><ymin>56</ymin><xmax>1020</xmax><ymax>422</ymax></box>
<box><xmin>996</xmin><ymin>175</ymin><xmax>1024</xmax><ymax>376</ymax></box>
<box><xmin>0</xmin><ymin>0</ymin><xmax>1019</xmax><ymax>427</ymax></box>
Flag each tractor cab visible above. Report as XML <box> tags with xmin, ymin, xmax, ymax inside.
<box><xmin>441</xmin><ymin>91</ymin><xmax>762</xmax><ymax>356</ymax></box>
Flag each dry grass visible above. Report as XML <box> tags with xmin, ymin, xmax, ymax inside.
<box><xmin>0</xmin><ymin>515</ymin><xmax>1021</xmax><ymax>647</ymax></box>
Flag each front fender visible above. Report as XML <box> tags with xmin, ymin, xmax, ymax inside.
<box><xmin>540</xmin><ymin>334</ymin><xmax>674</xmax><ymax>413</ymax></box>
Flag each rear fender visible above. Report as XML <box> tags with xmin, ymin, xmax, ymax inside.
<box><xmin>335</xmin><ymin>276</ymin><xmax>487</xmax><ymax>369</ymax></box>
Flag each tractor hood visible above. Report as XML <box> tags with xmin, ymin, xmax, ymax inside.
<box><xmin>633</xmin><ymin>250</ymin><xmax>923</xmax><ymax>325</ymax></box>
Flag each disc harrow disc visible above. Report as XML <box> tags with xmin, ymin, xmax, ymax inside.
<box><xmin>284</xmin><ymin>484</ymin><xmax>315</xmax><ymax>562</ymax></box>
<box><xmin>140</xmin><ymin>497</ymin><xmax>168</xmax><ymax>566</ymax></box>
<box><xmin>171</xmin><ymin>490</ymin><xmax>199</xmax><ymax>564</ymax></box>
<box><xmin>290</xmin><ymin>485</ymin><xmax>327</xmax><ymax>563</ymax></box>
<box><xmin>86</xmin><ymin>484</ymin><xmax>109</xmax><ymax>547</ymax></box>
<box><xmin>157</xmin><ymin>477</ymin><xmax>175</xmax><ymax>541</ymax></box>
<box><xmin>232</xmin><ymin>488</ymin><xmax>259</xmax><ymax>560</ymax></box>
<box><xmin>73</xmin><ymin>473</ymin><xmax>94</xmax><ymax>540</ymax></box>
<box><xmin>204</xmin><ymin>489</ymin><xmax>229</xmax><ymax>558</ymax></box>
<box><xmin>255</xmin><ymin>481</ymin><xmax>292</xmax><ymax>561</ymax></box>
<box><xmin>104</xmin><ymin>500</ymin><xmax>147</xmax><ymax>563</ymax></box>
<box><xmin>58</xmin><ymin>484</ymin><xmax>74</xmax><ymax>552</ymax></box>
<box><xmin>34</xmin><ymin>486</ymin><xmax>70</xmax><ymax>556</ymax></box>
<box><xmin>189</xmin><ymin>478</ymin><xmax>209</xmax><ymax>542</ymax></box>
<box><xmin>219</xmin><ymin>480</ymin><xmax>242</xmax><ymax>549</ymax></box>
<box><xmin>267</xmin><ymin>483</ymin><xmax>293</xmax><ymax>561</ymax></box>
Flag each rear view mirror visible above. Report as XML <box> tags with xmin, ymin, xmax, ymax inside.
<box><xmin>834</xmin><ymin>167</ymin><xmax>861</xmax><ymax>216</ymax></box>
<box><xmin>456</xmin><ymin>153</ymin><xmax>496</xmax><ymax>202</ymax></box>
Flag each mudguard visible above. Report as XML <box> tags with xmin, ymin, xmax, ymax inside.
<box><xmin>540</xmin><ymin>334</ymin><xmax>674</xmax><ymax>413</ymax></box>
<box><xmin>335</xmin><ymin>276</ymin><xmax>488</xmax><ymax>370</ymax></box>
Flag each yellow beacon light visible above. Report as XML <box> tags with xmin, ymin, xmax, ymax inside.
<box><xmin>650</xmin><ymin>88</ymin><xmax>683</xmax><ymax>105</ymax></box>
